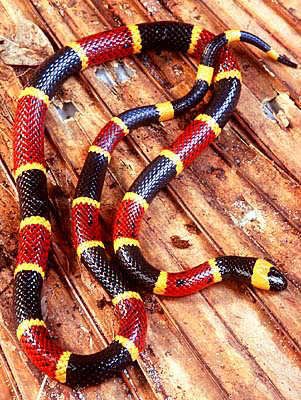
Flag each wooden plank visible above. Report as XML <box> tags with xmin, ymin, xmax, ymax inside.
<box><xmin>0</xmin><ymin>61</ymin><xmax>164</xmax><ymax>399</ymax></box>
<box><xmin>84</xmin><ymin>0</ymin><xmax>301</xmax><ymax>345</ymax></box>
<box><xmin>0</xmin><ymin>0</ymin><xmax>300</xmax><ymax>399</ymax></box>
<box><xmin>0</xmin><ymin>10</ymin><xmax>226</xmax><ymax>400</ymax></box>
<box><xmin>264</xmin><ymin>0</ymin><xmax>301</xmax><ymax>34</ymax></box>
<box><xmin>0</xmin><ymin>54</ymin><xmax>228</xmax><ymax>400</ymax></box>
<box><xmin>44</xmin><ymin>0</ymin><xmax>301</xmax><ymax>344</ymax></box>
<box><xmin>0</xmin><ymin>168</ymin><xmax>145</xmax><ymax>399</ymax></box>
<box><xmin>0</xmin><ymin>349</ymin><xmax>20</xmax><ymax>400</ymax></box>
<box><xmin>125</xmin><ymin>0</ymin><xmax>301</xmax><ymax>176</ymax></box>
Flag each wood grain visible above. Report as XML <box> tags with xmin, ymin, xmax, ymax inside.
<box><xmin>0</xmin><ymin>0</ymin><xmax>300</xmax><ymax>399</ymax></box>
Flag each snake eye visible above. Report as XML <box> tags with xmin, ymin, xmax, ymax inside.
<box><xmin>268</xmin><ymin>267</ymin><xmax>287</xmax><ymax>291</ymax></box>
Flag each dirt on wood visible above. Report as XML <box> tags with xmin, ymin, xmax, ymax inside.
<box><xmin>0</xmin><ymin>0</ymin><xmax>300</xmax><ymax>399</ymax></box>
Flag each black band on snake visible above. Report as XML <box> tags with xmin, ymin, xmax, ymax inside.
<box><xmin>13</xmin><ymin>21</ymin><xmax>296</xmax><ymax>387</ymax></box>
<box><xmin>74</xmin><ymin>29</ymin><xmax>294</xmax><ymax>298</ymax></box>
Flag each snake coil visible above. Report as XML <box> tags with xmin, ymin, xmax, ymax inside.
<box><xmin>13</xmin><ymin>22</ymin><xmax>296</xmax><ymax>387</ymax></box>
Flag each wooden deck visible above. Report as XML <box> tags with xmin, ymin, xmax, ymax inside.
<box><xmin>0</xmin><ymin>0</ymin><xmax>301</xmax><ymax>399</ymax></box>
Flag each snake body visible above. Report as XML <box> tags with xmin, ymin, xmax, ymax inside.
<box><xmin>13</xmin><ymin>22</ymin><xmax>296</xmax><ymax>387</ymax></box>
<box><xmin>75</xmin><ymin>26</ymin><xmax>294</xmax><ymax>297</ymax></box>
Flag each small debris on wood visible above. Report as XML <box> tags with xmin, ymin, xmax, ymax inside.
<box><xmin>170</xmin><ymin>235</ymin><xmax>191</xmax><ymax>249</ymax></box>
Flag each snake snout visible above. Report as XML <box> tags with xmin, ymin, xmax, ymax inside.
<box><xmin>268</xmin><ymin>267</ymin><xmax>287</xmax><ymax>291</ymax></box>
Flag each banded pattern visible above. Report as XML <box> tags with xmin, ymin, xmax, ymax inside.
<box><xmin>13</xmin><ymin>21</ymin><xmax>295</xmax><ymax>387</ymax></box>
<box><xmin>72</xmin><ymin>23</ymin><xmax>247</xmax><ymax>308</ymax></box>
<box><xmin>74</xmin><ymin>27</ymin><xmax>293</xmax><ymax>301</ymax></box>
<box><xmin>111</xmin><ymin>31</ymin><xmax>294</xmax><ymax>295</ymax></box>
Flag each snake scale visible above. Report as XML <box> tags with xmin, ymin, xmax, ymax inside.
<box><xmin>13</xmin><ymin>21</ymin><xmax>296</xmax><ymax>387</ymax></box>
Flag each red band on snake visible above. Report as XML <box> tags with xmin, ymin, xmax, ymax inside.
<box><xmin>13</xmin><ymin>22</ymin><xmax>296</xmax><ymax>387</ymax></box>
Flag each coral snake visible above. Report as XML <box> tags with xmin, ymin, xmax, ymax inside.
<box><xmin>13</xmin><ymin>21</ymin><xmax>296</xmax><ymax>387</ymax></box>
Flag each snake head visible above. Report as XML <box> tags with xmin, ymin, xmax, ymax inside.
<box><xmin>267</xmin><ymin>266</ymin><xmax>288</xmax><ymax>291</ymax></box>
<box><xmin>252</xmin><ymin>259</ymin><xmax>287</xmax><ymax>291</ymax></box>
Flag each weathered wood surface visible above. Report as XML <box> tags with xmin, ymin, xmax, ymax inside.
<box><xmin>0</xmin><ymin>0</ymin><xmax>300</xmax><ymax>399</ymax></box>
